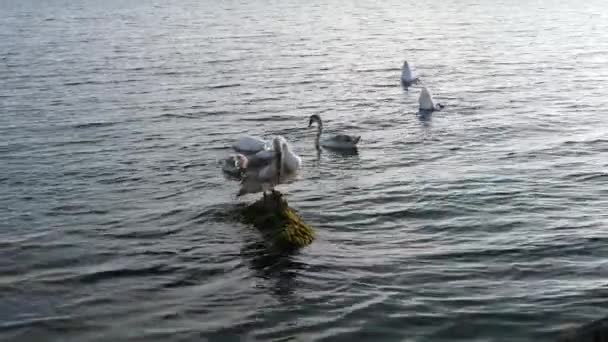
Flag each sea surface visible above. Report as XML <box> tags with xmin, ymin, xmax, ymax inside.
<box><xmin>1</xmin><ymin>0</ymin><xmax>607</xmax><ymax>341</ymax></box>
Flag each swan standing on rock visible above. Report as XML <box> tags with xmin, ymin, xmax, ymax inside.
<box><xmin>308</xmin><ymin>114</ymin><xmax>360</xmax><ymax>150</ymax></box>
<box><xmin>401</xmin><ymin>61</ymin><xmax>419</xmax><ymax>87</ymax></box>
<box><xmin>418</xmin><ymin>87</ymin><xmax>444</xmax><ymax>112</ymax></box>
<box><xmin>237</xmin><ymin>137</ymin><xmax>283</xmax><ymax>197</ymax></box>
<box><xmin>222</xmin><ymin>136</ymin><xmax>301</xmax><ymax>197</ymax></box>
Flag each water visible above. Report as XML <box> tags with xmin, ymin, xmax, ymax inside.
<box><xmin>1</xmin><ymin>0</ymin><xmax>608</xmax><ymax>340</ymax></box>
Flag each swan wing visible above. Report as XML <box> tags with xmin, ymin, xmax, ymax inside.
<box><xmin>232</xmin><ymin>136</ymin><xmax>268</xmax><ymax>153</ymax></box>
<box><xmin>253</xmin><ymin>149</ymin><xmax>276</xmax><ymax>160</ymax></box>
<box><xmin>246</xmin><ymin>153</ymin><xmax>275</xmax><ymax>169</ymax></box>
<box><xmin>282</xmin><ymin>150</ymin><xmax>302</xmax><ymax>174</ymax></box>
<box><xmin>237</xmin><ymin>163</ymin><xmax>278</xmax><ymax>196</ymax></box>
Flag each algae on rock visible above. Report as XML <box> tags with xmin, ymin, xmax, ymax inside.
<box><xmin>242</xmin><ymin>191</ymin><xmax>314</xmax><ymax>249</ymax></box>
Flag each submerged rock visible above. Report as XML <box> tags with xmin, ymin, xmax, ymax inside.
<box><xmin>242</xmin><ymin>191</ymin><xmax>314</xmax><ymax>249</ymax></box>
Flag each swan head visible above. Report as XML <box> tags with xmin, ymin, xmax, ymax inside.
<box><xmin>308</xmin><ymin>114</ymin><xmax>322</xmax><ymax>127</ymax></box>
<box><xmin>235</xmin><ymin>154</ymin><xmax>248</xmax><ymax>169</ymax></box>
<box><xmin>272</xmin><ymin>136</ymin><xmax>284</xmax><ymax>179</ymax></box>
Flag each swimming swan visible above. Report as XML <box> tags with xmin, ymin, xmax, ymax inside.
<box><xmin>401</xmin><ymin>61</ymin><xmax>419</xmax><ymax>86</ymax></box>
<box><xmin>418</xmin><ymin>87</ymin><xmax>444</xmax><ymax>112</ymax></box>
<box><xmin>308</xmin><ymin>114</ymin><xmax>360</xmax><ymax>150</ymax></box>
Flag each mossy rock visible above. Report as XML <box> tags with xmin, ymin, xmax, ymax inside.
<box><xmin>242</xmin><ymin>191</ymin><xmax>314</xmax><ymax>249</ymax></box>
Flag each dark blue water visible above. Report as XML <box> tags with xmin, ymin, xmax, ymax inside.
<box><xmin>1</xmin><ymin>0</ymin><xmax>607</xmax><ymax>341</ymax></box>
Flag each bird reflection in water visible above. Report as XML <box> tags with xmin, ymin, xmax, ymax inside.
<box><xmin>315</xmin><ymin>144</ymin><xmax>360</xmax><ymax>162</ymax></box>
<box><xmin>240</xmin><ymin>240</ymin><xmax>305</xmax><ymax>303</ymax></box>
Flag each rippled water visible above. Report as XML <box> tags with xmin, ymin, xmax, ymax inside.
<box><xmin>2</xmin><ymin>0</ymin><xmax>608</xmax><ymax>341</ymax></box>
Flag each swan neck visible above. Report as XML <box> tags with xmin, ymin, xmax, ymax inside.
<box><xmin>311</xmin><ymin>117</ymin><xmax>323</xmax><ymax>147</ymax></box>
<box><xmin>274</xmin><ymin>142</ymin><xmax>283</xmax><ymax>181</ymax></box>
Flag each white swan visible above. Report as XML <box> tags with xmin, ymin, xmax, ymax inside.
<box><xmin>232</xmin><ymin>136</ymin><xmax>269</xmax><ymax>154</ymax></box>
<box><xmin>401</xmin><ymin>61</ymin><xmax>418</xmax><ymax>86</ymax></box>
<box><xmin>223</xmin><ymin>136</ymin><xmax>301</xmax><ymax>196</ymax></box>
<box><xmin>223</xmin><ymin>136</ymin><xmax>301</xmax><ymax>177</ymax></box>
<box><xmin>308</xmin><ymin>114</ymin><xmax>360</xmax><ymax>150</ymax></box>
<box><xmin>236</xmin><ymin>137</ymin><xmax>282</xmax><ymax>196</ymax></box>
<box><xmin>418</xmin><ymin>87</ymin><xmax>444</xmax><ymax>112</ymax></box>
